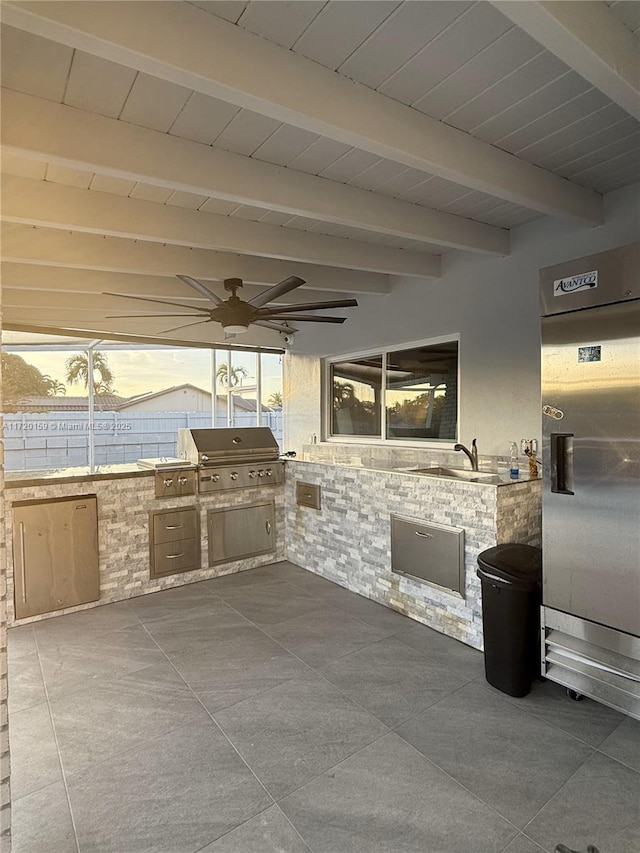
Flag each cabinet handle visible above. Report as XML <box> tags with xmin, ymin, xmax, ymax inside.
<box><xmin>266</xmin><ymin>520</ymin><xmax>272</xmax><ymax>535</ymax></box>
<box><xmin>166</xmin><ymin>552</ymin><xmax>184</xmax><ymax>559</ymax></box>
<box><xmin>19</xmin><ymin>522</ymin><xmax>27</xmax><ymax>603</ymax></box>
<box><xmin>165</xmin><ymin>524</ymin><xmax>184</xmax><ymax>530</ymax></box>
<box><xmin>415</xmin><ymin>531</ymin><xmax>433</xmax><ymax>539</ymax></box>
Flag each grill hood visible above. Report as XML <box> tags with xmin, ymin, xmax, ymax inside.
<box><xmin>178</xmin><ymin>427</ymin><xmax>280</xmax><ymax>466</ymax></box>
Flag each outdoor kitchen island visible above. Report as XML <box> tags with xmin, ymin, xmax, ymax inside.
<box><xmin>5</xmin><ymin>456</ymin><xmax>540</xmax><ymax>650</ymax></box>
<box><xmin>4</xmin><ymin>464</ymin><xmax>286</xmax><ymax>625</ymax></box>
<box><xmin>286</xmin><ymin>457</ymin><xmax>541</xmax><ymax>650</ymax></box>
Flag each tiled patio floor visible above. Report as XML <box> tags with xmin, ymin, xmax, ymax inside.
<box><xmin>8</xmin><ymin>561</ymin><xmax>640</xmax><ymax>853</ymax></box>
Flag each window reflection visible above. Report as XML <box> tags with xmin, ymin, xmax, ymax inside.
<box><xmin>331</xmin><ymin>356</ymin><xmax>382</xmax><ymax>436</ymax></box>
<box><xmin>386</xmin><ymin>343</ymin><xmax>458</xmax><ymax>440</ymax></box>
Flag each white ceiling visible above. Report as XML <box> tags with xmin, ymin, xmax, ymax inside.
<box><xmin>1</xmin><ymin>0</ymin><xmax>639</xmax><ymax>348</ymax></box>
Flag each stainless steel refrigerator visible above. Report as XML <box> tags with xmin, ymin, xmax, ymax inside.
<box><xmin>540</xmin><ymin>242</ymin><xmax>640</xmax><ymax>720</ymax></box>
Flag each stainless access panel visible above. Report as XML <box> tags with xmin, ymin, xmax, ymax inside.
<box><xmin>296</xmin><ymin>481</ymin><xmax>321</xmax><ymax>510</ymax></box>
<box><xmin>208</xmin><ymin>501</ymin><xmax>276</xmax><ymax>565</ymax></box>
<box><xmin>391</xmin><ymin>514</ymin><xmax>465</xmax><ymax>598</ymax></box>
<box><xmin>12</xmin><ymin>495</ymin><xmax>100</xmax><ymax>620</ymax></box>
<box><xmin>541</xmin><ymin>300</ymin><xmax>640</xmax><ymax>637</ymax></box>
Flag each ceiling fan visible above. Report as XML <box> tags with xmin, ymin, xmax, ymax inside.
<box><xmin>105</xmin><ymin>275</ymin><xmax>358</xmax><ymax>339</ymax></box>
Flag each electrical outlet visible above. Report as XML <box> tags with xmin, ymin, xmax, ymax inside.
<box><xmin>521</xmin><ymin>439</ymin><xmax>538</xmax><ymax>454</ymax></box>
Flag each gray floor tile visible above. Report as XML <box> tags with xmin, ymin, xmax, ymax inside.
<box><xmin>487</xmin><ymin>677</ymin><xmax>626</xmax><ymax>748</ymax></box>
<box><xmin>142</xmin><ymin>600</ymin><xmax>249</xmax><ymax>658</ymax></box>
<box><xmin>502</xmin><ymin>836</ymin><xmax>547</xmax><ymax>853</ymax></box>
<box><xmin>126</xmin><ymin>581</ymin><xmax>220</xmax><ymax>624</ymax></box>
<box><xmin>394</xmin><ymin>622</ymin><xmax>485</xmax><ymax>680</ymax></box>
<box><xmin>328</xmin><ymin>588</ymin><xmax>412</xmax><ymax>632</ymax></box>
<box><xmin>10</xmin><ymin>702</ymin><xmax>62</xmax><ymax>800</ymax></box>
<box><xmin>396</xmin><ymin>680</ymin><xmax>593</xmax><ymax>829</ymax></box>
<box><xmin>599</xmin><ymin>716</ymin><xmax>640</xmax><ymax>772</ymax></box>
<box><xmin>263</xmin><ymin>563</ymin><xmax>353</xmax><ymax>596</ymax></box>
<box><xmin>204</xmin><ymin>565</ymin><xmax>290</xmax><ymax>592</ymax></box>
<box><xmin>171</xmin><ymin>626</ymin><xmax>309</xmax><ymax>713</ymax></box>
<box><xmin>67</xmin><ymin>721</ymin><xmax>272</xmax><ymax>853</ymax></box>
<box><xmin>12</xmin><ymin>781</ymin><xmax>78</xmax><ymax>853</ymax></box>
<box><xmin>8</xmin><ymin>649</ymin><xmax>47</xmax><ymax>714</ymax></box>
<box><xmin>49</xmin><ymin>662</ymin><xmax>210</xmax><ymax>776</ymax></box>
<box><xmin>319</xmin><ymin>637</ymin><xmax>470</xmax><ymax>727</ymax></box>
<box><xmin>214</xmin><ymin>673</ymin><xmax>388</xmax><ymax>799</ymax></box>
<box><xmin>33</xmin><ymin>601</ymin><xmax>139</xmax><ymax>637</ymax></box>
<box><xmin>7</xmin><ymin>624</ymin><xmax>37</xmax><ymax>661</ymax></box>
<box><xmin>36</xmin><ymin>623</ymin><xmax>167</xmax><ymax>698</ymax></box>
<box><xmin>525</xmin><ymin>751</ymin><xmax>640</xmax><ymax>853</ymax></box>
<box><xmin>200</xmin><ymin>805</ymin><xmax>311</xmax><ymax>852</ymax></box>
<box><xmin>264</xmin><ymin>607</ymin><xmax>392</xmax><ymax>668</ymax></box>
<box><xmin>216</xmin><ymin>581</ymin><xmax>325</xmax><ymax>627</ymax></box>
<box><xmin>280</xmin><ymin>732</ymin><xmax>516</xmax><ymax>853</ymax></box>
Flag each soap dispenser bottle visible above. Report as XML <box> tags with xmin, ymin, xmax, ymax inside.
<box><xmin>509</xmin><ymin>442</ymin><xmax>519</xmax><ymax>480</ymax></box>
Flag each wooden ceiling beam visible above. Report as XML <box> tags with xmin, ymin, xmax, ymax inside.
<box><xmin>2</xmin><ymin>89</ymin><xmax>503</xmax><ymax>256</ymax></box>
<box><xmin>2</xmin><ymin>1</ymin><xmax>601</xmax><ymax>222</ymax></box>
<box><xmin>1</xmin><ymin>223</ymin><xmax>391</xmax><ymax>294</ymax></box>
<box><xmin>493</xmin><ymin>1</ymin><xmax>640</xmax><ymax>122</ymax></box>
<box><xmin>1</xmin><ymin>174</ymin><xmax>439</xmax><ymax>278</ymax></box>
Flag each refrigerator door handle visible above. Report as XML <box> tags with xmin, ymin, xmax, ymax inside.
<box><xmin>551</xmin><ymin>433</ymin><xmax>575</xmax><ymax>495</ymax></box>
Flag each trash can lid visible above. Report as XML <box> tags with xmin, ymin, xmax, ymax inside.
<box><xmin>476</xmin><ymin>543</ymin><xmax>541</xmax><ymax>590</ymax></box>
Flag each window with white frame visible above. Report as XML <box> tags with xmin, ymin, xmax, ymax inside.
<box><xmin>326</xmin><ymin>339</ymin><xmax>458</xmax><ymax>442</ymax></box>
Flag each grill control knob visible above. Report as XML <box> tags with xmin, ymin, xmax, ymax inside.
<box><xmin>230</xmin><ymin>472</ymin><xmax>239</xmax><ymax>481</ymax></box>
<box><xmin>212</xmin><ymin>474</ymin><xmax>220</xmax><ymax>483</ymax></box>
<box><xmin>163</xmin><ymin>478</ymin><xmax>174</xmax><ymax>488</ymax></box>
<box><xmin>257</xmin><ymin>469</ymin><xmax>265</xmax><ymax>477</ymax></box>
<box><xmin>178</xmin><ymin>476</ymin><xmax>188</xmax><ymax>486</ymax></box>
<box><xmin>201</xmin><ymin>454</ymin><xmax>209</xmax><ymax>462</ymax></box>
<box><xmin>265</xmin><ymin>468</ymin><xmax>273</xmax><ymax>477</ymax></box>
<box><xmin>248</xmin><ymin>470</ymin><xmax>257</xmax><ymax>478</ymax></box>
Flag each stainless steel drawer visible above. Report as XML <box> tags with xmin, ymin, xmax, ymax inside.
<box><xmin>151</xmin><ymin>538</ymin><xmax>200</xmax><ymax>577</ymax></box>
<box><xmin>391</xmin><ymin>513</ymin><xmax>465</xmax><ymax>598</ymax></box>
<box><xmin>152</xmin><ymin>508</ymin><xmax>199</xmax><ymax>545</ymax></box>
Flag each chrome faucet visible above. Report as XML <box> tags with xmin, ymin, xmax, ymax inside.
<box><xmin>454</xmin><ymin>438</ymin><xmax>478</xmax><ymax>471</ymax></box>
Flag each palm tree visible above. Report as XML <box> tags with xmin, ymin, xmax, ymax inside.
<box><xmin>65</xmin><ymin>352</ymin><xmax>116</xmax><ymax>395</ymax></box>
<box><xmin>216</xmin><ymin>363</ymin><xmax>249</xmax><ymax>387</ymax></box>
<box><xmin>267</xmin><ymin>391</ymin><xmax>283</xmax><ymax>408</ymax></box>
<box><xmin>42</xmin><ymin>375</ymin><xmax>66</xmax><ymax>395</ymax></box>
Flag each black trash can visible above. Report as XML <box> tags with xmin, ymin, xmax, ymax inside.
<box><xmin>476</xmin><ymin>544</ymin><xmax>542</xmax><ymax>698</ymax></box>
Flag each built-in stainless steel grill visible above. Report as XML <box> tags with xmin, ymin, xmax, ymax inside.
<box><xmin>177</xmin><ymin>427</ymin><xmax>284</xmax><ymax>493</ymax></box>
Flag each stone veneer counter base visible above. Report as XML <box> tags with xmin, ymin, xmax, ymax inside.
<box><xmin>284</xmin><ymin>461</ymin><xmax>541</xmax><ymax>650</ymax></box>
<box><xmin>5</xmin><ymin>470</ymin><xmax>285</xmax><ymax>626</ymax></box>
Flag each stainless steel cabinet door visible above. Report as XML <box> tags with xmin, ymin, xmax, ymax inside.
<box><xmin>12</xmin><ymin>495</ymin><xmax>100</xmax><ymax>620</ymax></box>
<box><xmin>208</xmin><ymin>501</ymin><xmax>276</xmax><ymax>565</ymax></box>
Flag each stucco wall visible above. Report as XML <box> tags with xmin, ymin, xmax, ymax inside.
<box><xmin>284</xmin><ymin>182</ymin><xmax>640</xmax><ymax>456</ymax></box>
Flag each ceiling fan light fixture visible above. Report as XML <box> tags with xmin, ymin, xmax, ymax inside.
<box><xmin>222</xmin><ymin>323</ymin><xmax>250</xmax><ymax>334</ymax></box>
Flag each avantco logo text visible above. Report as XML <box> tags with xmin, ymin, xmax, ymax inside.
<box><xmin>553</xmin><ymin>270</ymin><xmax>598</xmax><ymax>296</ymax></box>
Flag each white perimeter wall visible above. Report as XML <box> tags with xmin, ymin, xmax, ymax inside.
<box><xmin>284</xmin><ymin>182</ymin><xmax>640</xmax><ymax>456</ymax></box>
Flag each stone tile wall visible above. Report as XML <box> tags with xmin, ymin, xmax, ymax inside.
<box><xmin>0</xmin><ymin>316</ymin><xmax>10</xmax><ymax>849</ymax></box>
<box><xmin>285</xmin><ymin>461</ymin><xmax>541</xmax><ymax>650</ymax></box>
<box><xmin>5</xmin><ymin>475</ymin><xmax>285</xmax><ymax>626</ymax></box>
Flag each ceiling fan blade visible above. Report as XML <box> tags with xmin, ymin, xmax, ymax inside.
<box><xmin>260</xmin><ymin>314</ymin><xmax>347</xmax><ymax>323</ymax></box>
<box><xmin>247</xmin><ymin>276</ymin><xmax>306</xmax><ymax>308</ymax></box>
<box><xmin>176</xmin><ymin>275</ymin><xmax>224</xmax><ymax>305</ymax></box>
<box><xmin>103</xmin><ymin>292</ymin><xmax>206</xmax><ymax>312</ymax></box>
<box><xmin>253</xmin><ymin>319</ymin><xmax>298</xmax><ymax>334</ymax></box>
<box><xmin>258</xmin><ymin>298</ymin><xmax>358</xmax><ymax>316</ymax></box>
<box><xmin>156</xmin><ymin>319</ymin><xmax>214</xmax><ymax>335</ymax></box>
<box><xmin>105</xmin><ymin>313</ymin><xmax>206</xmax><ymax>319</ymax></box>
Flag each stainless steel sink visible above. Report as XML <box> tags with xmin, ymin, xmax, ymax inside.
<box><xmin>399</xmin><ymin>466</ymin><xmax>503</xmax><ymax>483</ymax></box>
